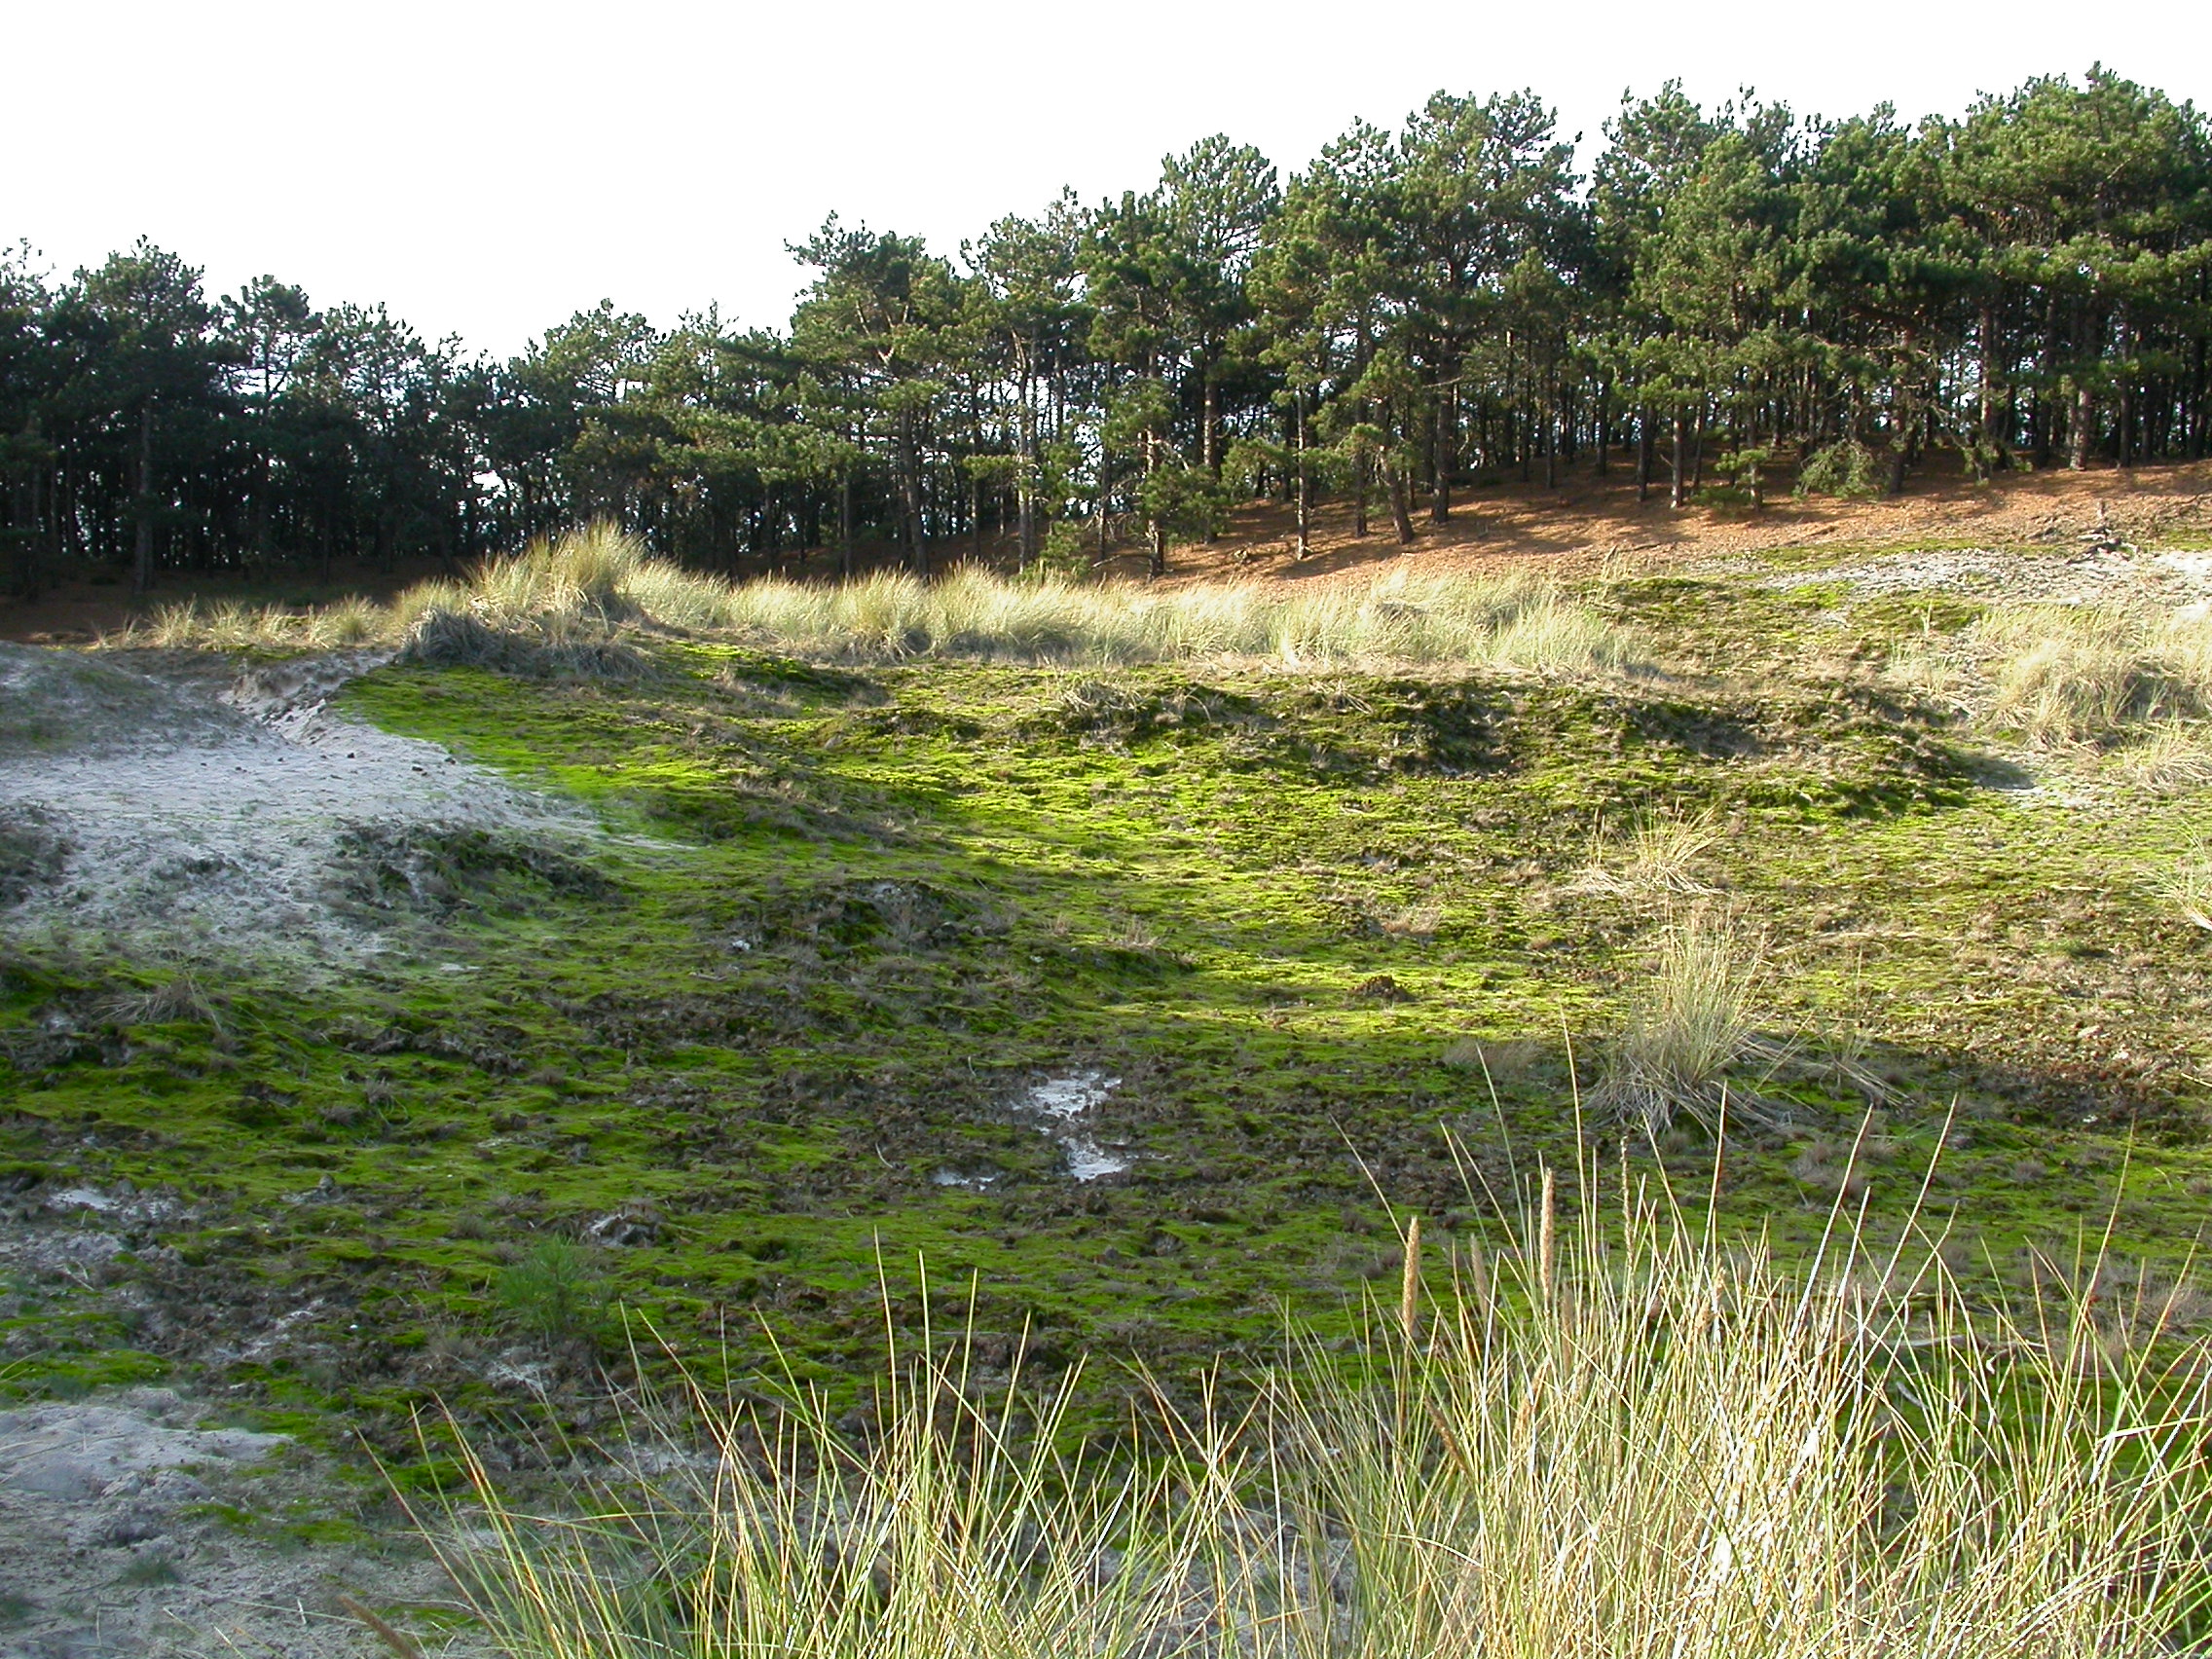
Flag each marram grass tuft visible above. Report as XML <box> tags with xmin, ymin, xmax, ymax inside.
<box><xmin>417</xmin><ymin>1186</ymin><xmax>2212</xmax><ymax>1659</ymax></box>
<box><xmin>104</xmin><ymin>523</ymin><xmax>1635</xmax><ymax>675</ymax></box>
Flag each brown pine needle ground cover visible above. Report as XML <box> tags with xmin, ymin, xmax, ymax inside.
<box><xmin>4</xmin><ymin>482</ymin><xmax>2212</xmax><ymax>1650</ymax></box>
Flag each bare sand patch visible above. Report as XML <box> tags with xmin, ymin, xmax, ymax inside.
<box><xmin>1751</xmin><ymin>546</ymin><xmax>2212</xmax><ymax>607</ymax></box>
<box><xmin>0</xmin><ymin>1391</ymin><xmax>460</xmax><ymax>1657</ymax></box>
<box><xmin>0</xmin><ymin>645</ymin><xmax>601</xmax><ymax>964</ymax></box>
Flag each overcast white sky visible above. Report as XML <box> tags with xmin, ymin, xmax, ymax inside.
<box><xmin>6</xmin><ymin>0</ymin><xmax>2204</xmax><ymax>359</ymax></box>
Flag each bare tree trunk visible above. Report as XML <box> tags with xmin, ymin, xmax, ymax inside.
<box><xmin>2071</xmin><ymin>383</ymin><xmax>2093</xmax><ymax>470</ymax></box>
<box><xmin>1977</xmin><ymin>307</ymin><xmax>2005</xmax><ymax>463</ymax></box>
<box><xmin>1293</xmin><ymin>390</ymin><xmax>1310</xmax><ymax>561</ymax></box>
<box><xmin>897</xmin><ymin>412</ymin><xmax>930</xmax><ymax>576</ymax></box>
<box><xmin>8</xmin><ymin>471</ymin><xmax>32</xmax><ymax>602</ymax></box>
<box><xmin>1595</xmin><ymin>379</ymin><xmax>1609</xmax><ymax>476</ymax></box>
<box><xmin>1094</xmin><ymin>453</ymin><xmax>1110</xmax><ymax>566</ymax></box>
<box><xmin>2034</xmin><ymin>293</ymin><xmax>2059</xmax><ymax>468</ymax></box>
<box><xmin>1144</xmin><ymin>429</ymin><xmax>1164</xmax><ymax>579</ymax></box>
<box><xmin>2118</xmin><ymin>324</ymin><xmax>2135</xmax><ymax>469</ymax></box>
<box><xmin>1429</xmin><ymin>395</ymin><xmax>1452</xmax><ymax>523</ymax></box>
<box><xmin>1542</xmin><ymin>387</ymin><xmax>1557</xmax><ymax>491</ymax></box>
<box><xmin>1201</xmin><ymin>371</ymin><xmax>1220</xmax><ymax>544</ymax></box>
<box><xmin>1016</xmin><ymin>368</ymin><xmax>1037</xmax><ymax>571</ymax></box>
<box><xmin>2192</xmin><ymin>324</ymin><xmax>2208</xmax><ymax>461</ymax></box>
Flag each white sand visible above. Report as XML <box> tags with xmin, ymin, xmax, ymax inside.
<box><xmin>0</xmin><ymin>645</ymin><xmax>594</xmax><ymax>962</ymax></box>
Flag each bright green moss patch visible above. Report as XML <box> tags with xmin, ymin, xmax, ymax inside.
<box><xmin>7</xmin><ymin>607</ymin><xmax>2212</xmax><ymax>1451</ymax></box>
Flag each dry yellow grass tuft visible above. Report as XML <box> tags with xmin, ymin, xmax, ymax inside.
<box><xmin>2159</xmin><ymin>842</ymin><xmax>2212</xmax><ymax>933</ymax></box>
<box><xmin>1976</xmin><ymin>603</ymin><xmax>2212</xmax><ymax>745</ymax></box>
<box><xmin>1570</xmin><ymin>808</ymin><xmax>1722</xmax><ymax>900</ymax></box>
<box><xmin>1593</xmin><ymin>905</ymin><xmax>1773</xmax><ymax>1135</ymax></box>
<box><xmin>432</xmin><ymin>1191</ymin><xmax>2212</xmax><ymax>1659</ymax></box>
<box><xmin>100</xmin><ymin>523</ymin><xmax>1636</xmax><ymax>676</ymax></box>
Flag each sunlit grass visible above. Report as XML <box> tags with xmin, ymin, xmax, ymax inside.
<box><xmin>1593</xmin><ymin>905</ymin><xmax>1773</xmax><ymax>1135</ymax></box>
<box><xmin>1570</xmin><ymin>807</ymin><xmax>1722</xmax><ymax>901</ymax></box>
<box><xmin>1977</xmin><ymin>604</ymin><xmax>2212</xmax><ymax>745</ymax></box>
<box><xmin>424</xmin><ymin>1189</ymin><xmax>2212</xmax><ymax>1659</ymax></box>
<box><xmin>104</xmin><ymin>523</ymin><xmax>1635</xmax><ymax>675</ymax></box>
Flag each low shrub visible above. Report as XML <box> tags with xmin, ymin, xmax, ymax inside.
<box><xmin>494</xmin><ymin>1239</ymin><xmax>608</xmax><ymax>1349</ymax></box>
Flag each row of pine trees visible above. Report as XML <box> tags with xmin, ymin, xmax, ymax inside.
<box><xmin>3</xmin><ymin>69</ymin><xmax>2207</xmax><ymax>596</ymax></box>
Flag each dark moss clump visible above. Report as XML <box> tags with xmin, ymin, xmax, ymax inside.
<box><xmin>398</xmin><ymin>610</ymin><xmax>665</xmax><ymax>682</ymax></box>
<box><xmin>0</xmin><ymin>807</ymin><xmax>71</xmax><ymax>907</ymax></box>
<box><xmin>328</xmin><ymin>824</ymin><xmax>617</xmax><ymax>916</ymax></box>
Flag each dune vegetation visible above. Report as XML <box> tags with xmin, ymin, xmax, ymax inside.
<box><xmin>114</xmin><ymin>523</ymin><xmax>1633</xmax><ymax>675</ymax></box>
<box><xmin>7</xmin><ymin>510</ymin><xmax>2212</xmax><ymax>1655</ymax></box>
<box><xmin>5</xmin><ymin>42</ymin><xmax>2212</xmax><ymax>1659</ymax></box>
<box><xmin>447</xmin><ymin>1189</ymin><xmax>2212</xmax><ymax>1659</ymax></box>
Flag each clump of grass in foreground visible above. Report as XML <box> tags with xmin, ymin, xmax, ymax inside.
<box><xmin>111</xmin><ymin>522</ymin><xmax>1635</xmax><ymax>674</ymax></box>
<box><xmin>421</xmin><ymin>1190</ymin><xmax>2212</xmax><ymax>1659</ymax></box>
<box><xmin>2105</xmin><ymin>718</ymin><xmax>2212</xmax><ymax>793</ymax></box>
<box><xmin>2159</xmin><ymin>842</ymin><xmax>2212</xmax><ymax>933</ymax></box>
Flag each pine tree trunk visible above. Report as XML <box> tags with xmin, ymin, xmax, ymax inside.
<box><xmin>1429</xmin><ymin>396</ymin><xmax>1451</xmax><ymax>523</ymax></box>
<box><xmin>2034</xmin><ymin>294</ymin><xmax>2059</xmax><ymax>468</ymax></box>
<box><xmin>1201</xmin><ymin>373</ymin><xmax>1220</xmax><ymax>544</ymax></box>
<box><xmin>131</xmin><ymin>404</ymin><xmax>155</xmax><ymax>597</ymax></box>
<box><xmin>1293</xmin><ymin>390</ymin><xmax>1310</xmax><ymax>561</ymax></box>
<box><xmin>2193</xmin><ymin>326</ymin><xmax>2208</xmax><ymax>461</ymax></box>
<box><xmin>1669</xmin><ymin>406</ymin><xmax>1687</xmax><ymax>510</ymax></box>
<box><xmin>1094</xmin><ymin>454</ymin><xmax>1110</xmax><ymax>565</ymax></box>
<box><xmin>2071</xmin><ymin>383</ymin><xmax>2093</xmax><ymax>470</ymax></box>
<box><xmin>9</xmin><ymin>470</ymin><xmax>33</xmax><ymax>602</ymax></box>
<box><xmin>898</xmin><ymin>411</ymin><xmax>929</xmax><ymax>576</ymax></box>
<box><xmin>1144</xmin><ymin>429</ymin><xmax>1164</xmax><ymax>579</ymax></box>
<box><xmin>1016</xmin><ymin>369</ymin><xmax>1037</xmax><ymax>571</ymax></box>
<box><xmin>838</xmin><ymin>466</ymin><xmax>855</xmax><ymax>580</ymax></box>
<box><xmin>1977</xmin><ymin>307</ymin><xmax>2004</xmax><ymax>461</ymax></box>
<box><xmin>2118</xmin><ymin>326</ymin><xmax>2135</xmax><ymax>469</ymax></box>
<box><xmin>1387</xmin><ymin>459</ymin><xmax>1415</xmax><ymax>545</ymax></box>
<box><xmin>1202</xmin><ymin>366</ymin><xmax>1220</xmax><ymax>477</ymax></box>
